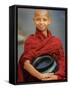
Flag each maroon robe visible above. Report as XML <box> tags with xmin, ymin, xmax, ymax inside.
<box><xmin>17</xmin><ymin>29</ymin><xmax>65</xmax><ymax>82</ymax></box>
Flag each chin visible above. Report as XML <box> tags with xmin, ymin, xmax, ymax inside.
<box><xmin>38</xmin><ymin>28</ymin><xmax>46</xmax><ymax>32</ymax></box>
<box><xmin>37</xmin><ymin>26</ymin><xmax>47</xmax><ymax>31</ymax></box>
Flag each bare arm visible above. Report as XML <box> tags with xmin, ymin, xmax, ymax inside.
<box><xmin>24</xmin><ymin>60</ymin><xmax>54</xmax><ymax>80</ymax></box>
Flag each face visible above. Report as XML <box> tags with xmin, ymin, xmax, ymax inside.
<box><xmin>33</xmin><ymin>10</ymin><xmax>51</xmax><ymax>32</ymax></box>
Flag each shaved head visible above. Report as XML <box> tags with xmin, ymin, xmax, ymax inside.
<box><xmin>34</xmin><ymin>9</ymin><xmax>49</xmax><ymax>18</ymax></box>
<box><xmin>33</xmin><ymin>9</ymin><xmax>51</xmax><ymax>32</ymax></box>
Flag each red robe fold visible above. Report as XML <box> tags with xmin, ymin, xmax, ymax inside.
<box><xmin>17</xmin><ymin>29</ymin><xmax>65</xmax><ymax>82</ymax></box>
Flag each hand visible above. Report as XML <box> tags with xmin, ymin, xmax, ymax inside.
<box><xmin>43</xmin><ymin>75</ymin><xmax>58</xmax><ymax>80</ymax></box>
<box><xmin>38</xmin><ymin>73</ymin><xmax>54</xmax><ymax>80</ymax></box>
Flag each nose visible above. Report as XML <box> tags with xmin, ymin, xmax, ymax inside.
<box><xmin>40</xmin><ymin>19</ymin><xmax>44</xmax><ymax>24</ymax></box>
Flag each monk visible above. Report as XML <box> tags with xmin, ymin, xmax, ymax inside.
<box><xmin>17</xmin><ymin>9</ymin><xmax>65</xmax><ymax>82</ymax></box>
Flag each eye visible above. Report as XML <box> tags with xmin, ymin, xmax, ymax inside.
<box><xmin>36</xmin><ymin>18</ymin><xmax>41</xmax><ymax>21</ymax></box>
<box><xmin>43</xmin><ymin>18</ymin><xmax>47</xmax><ymax>21</ymax></box>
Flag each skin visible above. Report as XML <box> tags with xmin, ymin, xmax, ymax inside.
<box><xmin>24</xmin><ymin>10</ymin><xmax>58</xmax><ymax>81</ymax></box>
<box><xmin>33</xmin><ymin>9</ymin><xmax>51</xmax><ymax>37</ymax></box>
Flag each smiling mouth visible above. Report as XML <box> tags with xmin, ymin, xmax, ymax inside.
<box><xmin>39</xmin><ymin>25</ymin><xmax>45</xmax><ymax>28</ymax></box>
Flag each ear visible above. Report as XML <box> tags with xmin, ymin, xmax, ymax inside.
<box><xmin>33</xmin><ymin>16</ymin><xmax>36</xmax><ymax>21</ymax></box>
<box><xmin>33</xmin><ymin>17</ymin><xmax>35</xmax><ymax>23</ymax></box>
<box><xmin>48</xmin><ymin>18</ymin><xmax>52</xmax><ymax>24</ymax></box>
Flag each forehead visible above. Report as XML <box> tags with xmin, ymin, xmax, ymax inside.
<box><xmin>34</xmin><ymin>9</ymin><xmax>49</xmax><ymax>17</ymax></box>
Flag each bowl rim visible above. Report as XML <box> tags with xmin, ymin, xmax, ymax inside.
<box><xmin>31</xmin><ymin>55</ymin><xmax>55</xmax><ymax>71</ymax></box>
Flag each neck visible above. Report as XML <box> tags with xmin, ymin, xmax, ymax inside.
<box><xmin>42</xmin><ymin>29</ymin><xmax>48</xmax><ymax>37</ymax></box>
<box><xmin>36</xmin><ymin>28</ymin><xmax>48</xmax><ymax>37</ymax></box>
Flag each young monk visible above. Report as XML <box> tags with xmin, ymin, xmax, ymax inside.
<box><xmin>17</xmin><ymin>9</ymin><xmax>65</xmax><ymax>82</ymax></box>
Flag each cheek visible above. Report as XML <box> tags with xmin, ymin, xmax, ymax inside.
<box><xmin>34</xmin><ymin>21</ymin><xmax>39</xmax><ymax>26</ymax></box>
<box><xmin>45</xmin><ymin>21</ymin><xmax>49</xmax><ymax>25</ymax></box>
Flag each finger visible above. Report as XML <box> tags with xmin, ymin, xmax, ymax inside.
<box><xmin>44</xmin><ymin>73</ymin><xmax>54</xmax><ymax>77</ymax></box>
<box><xmin>41</xmin><ymin>78</ymin><xmax>49</xmax><ymax>81</ymax></box>
<box><xmin>49</xmin><ymin>73</ymin><xmax>54</xmax><ymax>75</ymax></box>
<box><xmin>42</xmin><ymin>77</ymin><xmax>53</xmax><ymax>81</ymax></box>
<box><xmin>44</xmin><ymin>73</ymin><xmax>54</xmax><ymax>76</ymax></box>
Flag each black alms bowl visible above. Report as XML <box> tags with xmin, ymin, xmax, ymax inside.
<box><xmin>31</xmin><ymin>55</ymin><xmax>57</xmax><ymax>73</ymax></box>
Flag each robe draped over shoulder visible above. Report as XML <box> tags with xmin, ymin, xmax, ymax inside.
<box><xmin>17</xmin><ymin>29</ymin><xmax>65</xmax><ymax>82</ymax></box>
